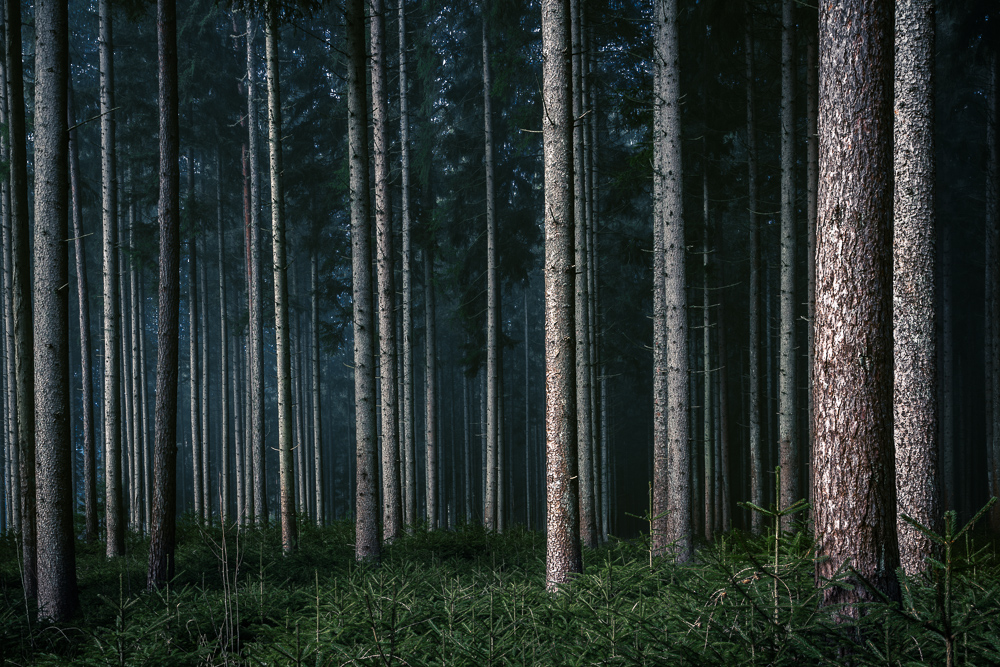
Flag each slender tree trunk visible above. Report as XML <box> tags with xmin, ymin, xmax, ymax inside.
<box><xmin>347</xmin><ymin>0</ymin><xmax>380</xmax><ymax>563</ymax></box>
<box><xmin>483</xmin><ymin>7</ymin><xmax>499</xmax><ymax>533</ymax></box>
<box><xmin>129</xmin><ymin>213</ymin><xmax>145</xmax><ymax>531</ymax></box>
<box><xmin>718</xmin><ymin>296</ymin><xmax>732</xmax><ymax>532</ymax></box>
<box><xmin>246</xmin><ymin>15</ymin><xmax>266</xmax><ymax>525</ymax></box>
<box><xmin>702</xmin><ymin>165</ymin><xmax>712</xmax><ymax>543</ymax></box>
<box><xmin>399</xmin><ymin>0</ymin><xmax>416</xmax><ymax>530</ymax></box>
<box><xmin>778</xmin><ymin>0</ymin><xmax>798</xmax><ymax>522</ymax></box>
<box><xmin>652</xmin><ymin>0</ymin><xmax>689</xmax><ymax>560</ymax></box>
<box><xmin>147</xmin><ymin>0</ymin><xmax>180</xmax><ymax>591</ymax></box>
<box><xmin>187</xmin><ymin>154</ymin><xmax>203</xmax><ymax>523</ymax></box>
<box><xmin>139</xmin><ymin>273</ymin><xmax>152</xmax><ymax>531</ymax></box>
<box><xmin>986</xmin><ymin>50</ymin><xmax>1000</xmax><ymax>533</ymax></box>
<box><xmin>100</xmin><ymin>0</ymin><xmax>124</xmax><ymax>555</ymax></box>
<box><xmin>234</xmin><ymin>331</ymin><xmax>245</xmax><ymax>524</ymax></box>
<box><xmin>805</xmin><ymin>0</ymin><xmax>818</xmax><ymax>513</ymax></box>
<box><xmin>0</xmin><ymin>4</ymin><xmax>12</xmax><ymax>536</ymax></box>
<box><xmin>425</xmin><ymin>249</ymin><xmax>438</xmax><ymax>529</ymax></box>
<box><xmin>542</xmin><ymin>0</ymin><xmax>582</xmax><ymax>590</ymax></box>
<box><xmin>68</xmin><ymin>81</ymin><xmax>98</xmax><ymax>543</ymax></box>
<box><xmin>34</xmin><ymin>0</ymin><xmax>76</xmax><ymax>619</ymax></box>
<box><xmin>940</xmin><ymin>225</ymin><xmax>954</xmax><ymax>512</ymax></box>
<box><xmin>745</xmin><ymin>1</ymin><xmax>763</xmax><ymax>534</ymax></box>
<box><xmin>198</xmin><ymin>228</ymin><xmax>210</xmax><ymax>523</ymax></box>
<box><xmin>370</xmin><ymin>0</ymin><xmax>401</xmax><ymax>543</ymax></box>
<box><xmin>310</xmin><ymin>251</ymin><xmax>323</xmax><ymax>526</ymax></box>
<box><xmin>813</xmin><ymin>0</ymin><xmax>900</xmax><ymax>608</ymax></box>
<box><xmin>894</xmin><ymin>0</ymin><xmax>941</xmax><ymax>571</ymax></box>
<box><xmin>265</xmin><ymin>6</ymin><xmax>297</xmax><ymax>553</ymax></box>
<box><xmin>121</xmin><ymin>215</ymin><xmax>135</xmax><ymax>530</ymax></box>
<box><xmin>216</xmin><ymin>150</ymin><xmax>230</xmax><ymax>523</ymax></box>
<box><xmin>570</xmin><ymin>0</ymin><xmax>596</xmax><ymax>549</ymax></box>
<box><xmin>524</xmin><ymin>289</ymin><xmax>531</xmax><ymax>530</ymax></box>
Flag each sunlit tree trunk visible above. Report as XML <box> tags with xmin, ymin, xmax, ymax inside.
<box><xmin>778</xmin><ymin>0</ymin><xmax>798</xmax><ymax>523</ymax></box>
<box><xmin>370</xmin><ymin>0</ymin><xmax>401</xmax><ymax>543</ymax></box>
<box><xmin>542</xmin><ymin>0</ymin><xmax>581</xmax><ymax>590</ymax></box>
<box><xmin>187</xmin><ymin>154</ymin><xmax>203</xmax><ymax>523</ymax></box>
<box><xmin>265</xmin><ymin>5</ymin><xmax>297</xmax><ymax>553</ymax></box>
<box><xmin>34</xmin><ymin>0</ymin><xmax>76</xmax><ymax>620</ymax></box>
<box><xmin>147</xmin><ymin>0</ymin><xmax>180</xmax><ymax>591</ymax></box>
<box><xmin>347</xmin><ymin>0</ymin><xmax>380</xmax><ymax>563</ymax></box>
<box><xmin>652</xmin><ymin>0</ymin><xmax>689</xmax><ymax>560</ymax></box>
<box><xmin>813</xmin><ymin>0</ymin><xmax>900</xmax><ymax>609</ymax></box>
<box><xmin>246</xmin><ymin>15</ymin><xmax>266</xmax><ymax>525</ymax></box>
<box><xmin>101</xmin><ymin>0</ymin><xmax>124</xmax><ymax>555</ymax></box>
<box><xmin>744</xmin><ymin>0</ymin><xmax>762</xmax><ymax>535</ymax></box>
<box><xmin>894</xmin><ymin>0</ymin><xmax>941</xmax><ymax>571</ymax></box>
<box><xmin>398</xmin><ymin>0</ymin><xmax>416</xmax><ymax>530</ymax></box>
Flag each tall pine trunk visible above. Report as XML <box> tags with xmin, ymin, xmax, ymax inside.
<box><xmin>188</xmin><ymin>154</ymin><xmax>203</xmax><ymax>523</ymax></box>
<box><xmin>311</xmin><ymin>251</ymin><xmax>323</xmax><ymax>525</ymax></box>
<box><xmin>147</xmin><ymin>0</ymin><xmax>180</xmax><ymax>591</ymax></box>
<box><xmin>216</xmin><ymin>150</ymin><xmax>230</xmax><ymax>523</ymax></box>
<box><xmin>813</xmin><ymin>0</ymin><xmax>900</xmax><ymax>608</ymax></box>
<box><xmin>987</xmin><ymin>51</ymin><xmax>1000</xmax><ymax>533</ymax></box>
<box><xmin>425</xmin><ymin>249</ymin><xmax>438</xmax><ymax>529</ymax></box>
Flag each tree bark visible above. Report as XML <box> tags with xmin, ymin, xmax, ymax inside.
<box><xmin>744</xmin><ymin>0</ymin><xmax>762</xmax><ymax>535</ymax></box>
<box><xmin>702</xmin><ymin>165</ymin><xmax>712</xmax><ymax>543</ymax></box>
<box><xmin>129</xmin><ymin>211</ymin><xmax>145</xmax><ymax>531</ymax></box>
<box><xmin>398</xmin><ymin>0</ymin><xmax>416</xmax><ymax>530</ymax></box>
<box><xmin>310</xmin><ymin>250</ymin><xmax>323</xmax><ymax>526</ymax></box>
<box><xmin>542</xmin><ymin>0</ymin><xmax>582</xmax><ymax>590</ymax></box>
<box><xmin>147</xmin><ymin>0</ymin><xmax>180</xmax><ymax>591</ymax></box>
<box><xmin>68</xmin><ymin>81</ymin><xmax>98</xmax><ymax>543</ymax></box>
<box><xmin>246</xmin><ymin>15</ymin><xmax>266</xmax><ymax>525</ymax></box>
<box><xmin>894</xmin><ymin>0</ymin><xmax>941</xmax><ymax>573</ymax></box>
<box><xmin>813</xmin><ymin>0</ymin><xmax>900</xmax><ymax>609</ymax></box>
<box><xmin>216</xmin><ymin>149</ymin><xmax>230</xmax><ymax>523</ymax></box>
<box><xmin>347</xmin><ymin>0</ymin><xmax>380</xmax><ymax>563</ymax></box>
<box><xmin>778</xmin><ymin>0</ymin><xmax>798</xmax><ymax>522</ymax></box>
<box><xmin>425</xmin><ymin>248</ymin><xmax>438</xmax><ymax>529</ymax></box>
<box><xmin>652</xmin><ymin>0</ymin><xmax>690</xmax><ymax>561</ymax></box>
<box><xmin>34</xmin><ymin>0</ymin><xmax>76</xmax><ymax>620</ymax></box>
<box><xmin>370</xmin><ymin>0</ymin><xmax>401</xmax><ymax>543</ymax></box>
<box><xmin>100</xmin><ymin>0</ymin><xmax>124</xmax><ymax>555</ymax></box>
<box><xmin>265</xmin><ymin>6</ymin><xmax>297</xmax><ymax>553</ymax></box>
<box><xmin>8</xmin><ymin>0</ymin><xmax>36</xmax><ymax>600</ymax></box>
<box><xmin>805</xmin><ymin>0</ymin><xmax>818</xmax><ymax>513</ymax></box>
<box><xmin>986</xmin><ymin>50</ymin><xmax>1000</xmax><ymax>533</ymax></box>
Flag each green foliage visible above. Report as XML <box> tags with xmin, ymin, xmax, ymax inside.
<box><xmin>2</xmin><ymin>516</ymin><xmax>999</xmax><ymax>665</ymax></box>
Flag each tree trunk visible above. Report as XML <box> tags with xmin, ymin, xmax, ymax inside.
<box><xmin>425</xmin><ymin>249</ymin><xmax>438</xmax><ymax>529</ymax></box>
<box><xmin>198</xmin><ymin>226</ymin><xmax>210</xmax><ymax>523</ymax></box>
<box><xmin>542</xmin><ymin>0</ymin><xmax>581</xmax><ymax>590</ymax></box>
<box><xmin>187</xmin><ymin>153</ymin><xmax>203</xmax><ymax>523</ymax></box>
<box><xmin>100</xmin><ymin>0</ymin><xmax>124</xmax><ymax>555</ymax></box>
<box><xmin>652</xmin><ymin>0</ymin><xmax>689</xmax><ymax>561</ymax></box>
<box><xmin>986</xmin><ymin>50</ymin><xmax>1000</xmax><ymax>533</ymax></box>
<box><xmin>894</xmin><ymin>0</ymin><xmax>941</xmax><ymax>572</ymax></box>
<box><xmin>147</xmin><ymin>0</ymin><xmax>180</xmax><ymax>591</ymax></box>
<box><xmin>370</xmin><ymin>0</ymin><xmax>401</xmax><ymax>543</ymax></box>
<box><xmin>744</xmin><ymin>0</ymin><xmax>762</xmax><ymax>535</ymax></box>
<box><xmin>524</xmin><ymin>289</ymin><xmax>531</xmax><ymax>530</ymax></box>
<box><xmin>483</xmin><ymin>6</ymin><xmax>499</xmax><ymax>533</ymax></box>
<box><xmin>311</xmin><ymin>250</ymin><xmax>323</xmax><ymax>526</ymax></box>
<box><xmin>8</xmin><ymin>0</ymin><xmax>36</xmax><ymax>601</ymax></box>
<box><xmin>34</xmin><ymin>0</ymin><xmax>76</xmax><ymax>619</ymax></box>
<box><xmin>702</xmin><ymin>165</ymin><xmax>712</xmax><ymax>543</ymax></box>
<box><xmin>805</xmin><ymin>0</ymin><xmax>819</xmax><ymax>513</ymax></box>
<box><xmin>68</xmin><ymin>81</ymin><xmax>98</xmax><ymax>543</ymax></box>
<box><xmin>216</xmin><ymin>150</ymin><xmax>230</xmax><ymax>523</ymax></box>
<box><xmin>778</xmin><ymin>0</ymin><xmax>798</xmax><ymax>522</ymax></box>
<box><xmin>347</xmin><ymin>0</ymin><xmax>380</xmax><ymax>563</ymax></box>
<box><xmin>813</xmin><ymin>0</ymin><xmax>900</xmax><ymax>608</ymax></box>
<box><xmin>265</xmin><ymin>7</ymin><xmax>297</xmax><ymax>553</ymax></box>
<box><xmin>246</xmin><ymin>15</ymin><xmax>266</xmax><ymax>525</ymax></box>
<box><xmin>129</xmin><ymin>212</ymin><xmax>145</xmax><ymax>531</ymax></box>
<box><xmin>139</xmin><ymin>273</ymin><xmax>152</xmax><ymax>531</ymax></box>
<box><xmin>398</xmin><ymin>0</ymin><xmax>415</xmax><ymax>530</ymax></box>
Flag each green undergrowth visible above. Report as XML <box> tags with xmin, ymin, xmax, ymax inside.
<box><xmin>1</xmin><ymin>514</ymin><xmax>999</xmax><ymax>666</ymax></box>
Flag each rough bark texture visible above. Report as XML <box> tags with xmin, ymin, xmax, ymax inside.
<box><xmin>398</xmin><ymin>0</ymin><xmax>416</xmax><ymax>529</ymax></box>
<box><xmin>246</xmin><ymin>16</ymin><xmax>266</xmax><ymax>525</ymax></box>
<box><xmin>745</xmin><ymin>0</ymin><xmax>763</xmax><ymax>535</ymax></box>
<box><xmin>68</xmin><ymin>82</ymin><xmax>98</xmax><ymax>543</ymax></box>
<box><xmin>147</xmin><ymin>0</ymin><xmax>180</xmax><ymax>590</ymax></box>
<box><xmin>0</xmin><ymin>14</ymin><xmax>13</xmax><ymax>536</ymax></box>
<box><xmin>805</xmin><ymin>2</ymin><xmax>819</xmax><ymax>513</ymax></box>
<box><xmin>370</xmin><ymin>0</ymin><xmax>401</xmax><ymax>543</ymax></box>
<box><xmin>425</xmin><ymin>249</ymin><xmax>438</xmax><ymax>529</ymax></box>
<box><xmin>100</xmin><ymin>0</ymin><xmax>124</xmax><ymax>556</ymax></box>
<box><xmin>483</xmin><ymin>9</ymin><xmax>500</xmax><ymax>533</ymax></box>
<box><xmin>652</xmin><ymin>0</ymin><xmax>690</xmax><ymax>561</ymax></box>
<box><xmin>34</xmin><ymin>0</ymin><xmax>77</xmax><ymax>620</ymax></box>
<box><xmin>571</xmin><ymin>0</ymin><xmax>596</xmax><ymax>550</ymax></box>
<box><xmin>346</xmin><ymin>0</ymin><xmax>380</xmax><ymax>563</ymax></box>
<box><xmin>9</xmin><ymin>0</ymin><xmax>37</xmax><ymax>600</ymax></box>
<box><xmin>894</xmin><ymin>0</ymin><xmax>941</xmax><ymax>574</ymax></box>
<box><xmin>813</xmin><ymin>0</ymin><xmax>900</xmax><ymax>609</ymax></box>
<box><xmin>542</xmin><ymin>0</ymin><xmax>582</xmax><ymax>591</ymax></box>
<box><xmin>778</xmin><ymin>0</ymin><xmax>798</xmax><ymax>522</ymax></box>
<box><xmin>265</xmin><ymin>8</ymin><xmax>297</xmax><ymax>554</ymax></box>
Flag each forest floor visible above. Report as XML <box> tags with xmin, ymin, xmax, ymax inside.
<box><xmin>1</xmin><ymin>512</ymin><xmax>998</xmax><ymax>666</ymax></box>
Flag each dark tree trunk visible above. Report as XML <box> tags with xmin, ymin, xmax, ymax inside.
<box><xmin>147</xmin><ymin>0</ymin><xmax>180</xmax><ymax>590</ymax></box>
